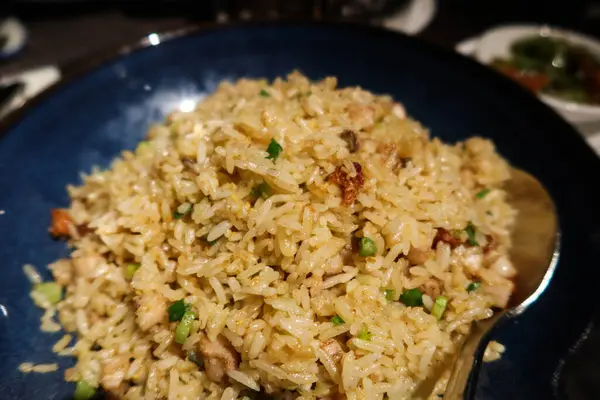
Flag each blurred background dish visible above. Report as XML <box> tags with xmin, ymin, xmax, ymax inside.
<box><xmin>474</xmin><ymin>25</ymin><xmax>600</xmax><ymax>136</ymax></box>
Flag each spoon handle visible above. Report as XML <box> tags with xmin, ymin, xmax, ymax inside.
<box><xmin>443</xmin><ymin>316</ymin><xmax>500</xmax><ymax>399</ymax></box>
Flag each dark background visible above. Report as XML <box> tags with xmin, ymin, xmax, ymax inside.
<box><xmin>2</xmin><ymin>0</ymin><xmax>600</xmax><ymax>76</ymax></box>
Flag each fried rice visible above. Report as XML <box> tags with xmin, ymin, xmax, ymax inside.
<box><xmin>28</xmin><ymin>72</ymin><xmax>518</xmax><ymax>400</ymax></box>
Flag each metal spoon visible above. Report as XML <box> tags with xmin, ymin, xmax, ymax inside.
<box><xmin>442</xmin><ymin>167</ymin><xmax>560</xmax><ymax>399</ymax></box>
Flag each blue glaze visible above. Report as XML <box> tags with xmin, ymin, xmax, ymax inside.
<box><xmin>1</xmin><ymin>23</ymin><xmax>599</xmax><ymax>399</ymax></box>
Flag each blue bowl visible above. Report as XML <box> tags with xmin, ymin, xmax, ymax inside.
<box><xmin>1</xmin><ymin>22</ymin><xmax>599</xmax><ymax>400</ymax></box>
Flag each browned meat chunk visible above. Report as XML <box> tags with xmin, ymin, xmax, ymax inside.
<box><xmin>198</xmin><ymin>335</ymin><xmax>240</xmax><ymax>383</ymax></box>
<box><xmin>340</xmin><ymin>129</ymin><xmax>359</xmax><ymax>153</ymax></box>
<box><xmin>49</xmin><ymin>209</ymin><xmax>73</xmax><ymax>238</ymax></box>
<box><xmin>328</xmin><ymin>162</ymin><xmax>365</xmax><ymax>206</ymax></box>
<box><xmin>432</xmin><ymin>228</ymin><xmax>462</xmax><ymax>249</ymax></box>
<box><xmin>483</xmin><ymin>234</ymin><xmax>497</xmax><ymax>254</ymax></box>
<box><xmin>49</xmin><ymin>209</ymin><xmax>92</xmax><ymax>238</ymax></box>
<box><xmin>339</xmin><ymin>242</ymin><xmax>355</xmax><ymax>266</ymax></box>
<box><xmin>77</xmin><ymin>223</ymin><xmax>94</xmax><ymax>236</ymax></box>
<box><xmin>420</xmin><ymin>279</ymin><xmax>441</xmax><ymax>299</ymax></box>
<box><xmin>407</xmin><ymin>246</ymin><xmax>431</xmax><ymax>265</ymax></box>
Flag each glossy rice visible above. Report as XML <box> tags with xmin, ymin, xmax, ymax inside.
<box><xmin>30</xmin><ymin>72</ymin><xmax>517</xmax><ymax>399</ymax></box>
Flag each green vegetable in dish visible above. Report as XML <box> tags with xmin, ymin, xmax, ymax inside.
<box><xmin>125</xmin><ymin>263</ymin><xmax>140</xmax><ymax>279</ymax></box>
<box><xmin>74</xmin><ymin>381</ymin><xmax>96</xmax><ymax>400</ymax></box>
<box><xmin>253</xmin><ymin>182</ymin><xmax>273</xmax><ymax>199</ymax></box>
<box><xmin>431</xmin><ymin>296</ymin><xmax>448</xmax><ymax>320</ymax></box>
<box><xmin>266</xmin><ymin>139</ymin><xmax>283</xmax><ymax>161</ymax></box>
<box><xmin>359</xmin><ymin>237</ymin><xmax>377</xmax><ymax>257</ymax></box>
<box><xmin>35</xmin><ymin>282</ymin><xmax>62</xmax><ymax>305</ymax></box>
<box><xmin>168</xmin><ymin>299</ymin><xmax>189</xmax><ymax>322</ymax></box>
<box><xmin>384</xmin><ymin>289</ymin><xmax>396</xmax><ymax>301</ymax></box>
<box><xmin>476</xmin><ymin>188</ymin><xmax>490</xmax><ymax>199</ymax></box>
<box><xmin>465</xmin><ymin>222</ymin><xmax>479</xmax><ymax>246</ymax></box>
<box><xmin>467</xmin><ymin>282</ymin><xmax>481</xmax><ymax>292</ymax></box>
<box><xmin>357</xmin><ymin>326</ymin><xmax>372</xmax><ymax>341</ymax></box>
<box><xmin>399</xmin><ymin>288</ymin><xmax>423</xmax><ymax>307</ymax></box>
<box><xmin>331</xmin><ymin>315</ymin><xmax>345</xmax><ymax>325</ymax></box>
<box><xmin>175</xmin><ymin>310</ymin><xmax>196</xmax><ymax>344</ymax></box>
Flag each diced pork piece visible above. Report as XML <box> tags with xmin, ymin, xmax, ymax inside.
<box><xmin>328</xmin><ymin>162</ymin><xmax>365</xmax><ymax>206</ymax></box>
<box><xmin>198</xmin><ymin>334</ymin><xmax>240</xmax><ymax>383</ymax></box>
<box><xmin>135</xmin><ymin>293</ymin><xmax>168</xmax><ymax>331</ymax></box>
<box><xmin>49</xmin><ymin>209</ymin><xmax>73</xmax><ymax>238</ymax></box>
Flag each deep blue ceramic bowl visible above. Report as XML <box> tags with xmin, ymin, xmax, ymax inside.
<box><xmin>1</xmin><ymin>22</ymin><xmax>600</xmax><ymax>400</ymax></box>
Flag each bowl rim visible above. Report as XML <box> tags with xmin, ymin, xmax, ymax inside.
<box><xmin>475</xmin><ymin>23</ymin><xmax>600</xmax><ymax>115</ymax></box>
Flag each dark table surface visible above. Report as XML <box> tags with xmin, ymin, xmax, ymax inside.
<box><xmin>2</xmin><ymin>0</ymin><xmax>600</xmax><ymax>77</ymax></box>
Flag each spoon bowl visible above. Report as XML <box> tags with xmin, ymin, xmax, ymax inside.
<box><xmin>443</xmin><ymin>167</ymin><xmax>560</xmax><ymax>399</ymax></box>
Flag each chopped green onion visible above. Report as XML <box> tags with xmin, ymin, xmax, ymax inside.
<box><xmin>476</xmin><ymin>188</ymin><xmax>491</xmax><ymax>199</ymax></box>
<box><xmin>357</xmin><ymin>326</ymin><xmax>372</xmax><ymax>341</ymax></box>
<box><xmin>399</xmin><ymin>288</ymin><xmax>423</xmax><ymax>307</ymax></box>
<box><xmin>168</xmin><ymin>299</ymin><xmax>189</xmax><ymax>322</ymax></box>
<box><xmin>431</xmin><ymin>296</ymin><xmax>448</xmax><ymax>320</ymax></box>
<box><xmin>187</xmin><ymin>351</ymin><xmax>204</xmax><ymax>367</ymax></box>
<box><xmin>208</xmin><ymin>238</ymin><xmax>218</xmax><ymax>246</ymax></box>
<box><xmin>384</xmin><ymin>289</ymin><xmax>396</xmax><ymax>301</ymax></box>
<box><xmin>259</xmin><ymin>89</ymin><xmax>270</xmax><ymax>97</ymax></box>
<box><xmin>331</xmin><ymin>315</ymin><xmax>345</xmax><ymax>326</ymax></box>
<box><xmin>266</xmin><ymin>139</ymin><xmax>283</xmax><ymax>161</ymax></box>
<box><xmin>359</xmin><ymin>237</ymin><xmax>377</xmax><ymax>257</ymax></box>
<box><xmin>74</xmin><ymin>380</ymin><xmax>96</xmax><ymax>400</ymax></box>
<box><xmin>175</xmin><ymin>310</ymin><xmax>196</xmax><ymax>344</ymax></box>
<box><xmin>252</xmin><ymin>182</ymin><xmax>273</xmax><ymax>199</ymax></box>
<box><xmin>125</xmin><ymin>263</ymin><xmax>140</xmax><ymax>280</ymax></box>
<box><xmin>35</xmin><ymin>282</ymin><xmax>62</xmax><ymax>305</ymax></box>
<box><xmin>467</xmin><ymin>282</ymin><xmax>481</xmax><ymax>292</ymax></box>
<box><xmin>465</xmin><ymin>222</ymin><xmax>479</xmax><ymax>246</ymax></box>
